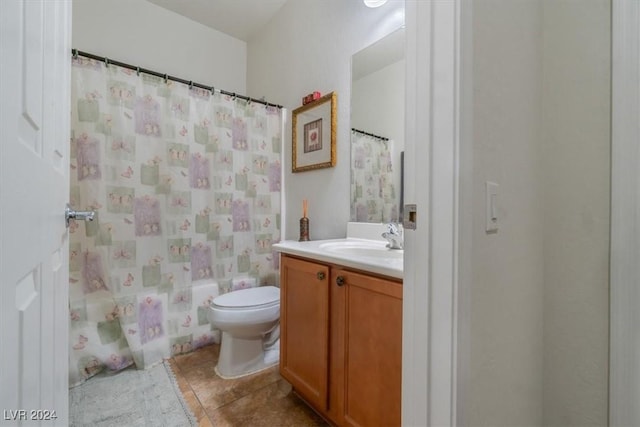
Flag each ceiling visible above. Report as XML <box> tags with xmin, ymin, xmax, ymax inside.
<box><xmin>146</xmin><ymin>0</ymin><xmax>289</xmax><ymax>42</ymax></box>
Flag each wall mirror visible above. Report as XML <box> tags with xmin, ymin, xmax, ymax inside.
<box><xmin>350</xmin><ymin>27</ymin><xmax>405</xmax><ymax>223</ymax></box>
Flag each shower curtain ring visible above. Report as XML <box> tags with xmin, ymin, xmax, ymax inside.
<box><xmin>136</xmin><ymin>66</ymin><xmax>140</xmax><ymax>76</ymax></box>
<box><xmin>189</xmin><ymin>81</ymin><xmax>193</xmax><ymax>89</ymax></box>
<box><xmin>164</xmin><ymin>74</ymin><xmax>168</xmax><ymax>83</ymax></box>
<box><xmin>104</xmin><ymin>57</ymin><xmax>109</xmax><ymax>68</ymax></box>
<box><xmin>72</xmin><ymin>49</ymin><xmax>78</xmax><ymax>59</ymax></box>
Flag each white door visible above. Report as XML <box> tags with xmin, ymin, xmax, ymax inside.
<box><xmin>0</xmin><ymin>0</ymin><xmax>71</xmax><ymax>425</ymax></box>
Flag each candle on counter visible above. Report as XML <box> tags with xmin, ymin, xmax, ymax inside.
<box><xmin>299</xmin><ymin>199</ymin><xmax>310</xmax><ymax>241</ymax></box>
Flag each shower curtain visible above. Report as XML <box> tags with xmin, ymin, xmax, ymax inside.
<box><xmin>350</xmin><ymin>131</ymin><xmax>398</xmax><ymax>223</ymax></box>
<box><xmin>68</xmin><ymin>56</ymin><xmax>282</xmax><ymax>386</ymax></box>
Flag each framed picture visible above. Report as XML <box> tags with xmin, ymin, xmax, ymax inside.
<box><xmin>292</xmin><ymin>92</ymin><xmax>337</xmax><ymax>172</ymax></box>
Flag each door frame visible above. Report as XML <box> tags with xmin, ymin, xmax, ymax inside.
<box><xmin>402</xmin><ymin>0</ymin><xmax>472</xmax><ymax>425</ymax></box>
<box><xmin>610</xmin><ymin>0</ymin><xmax>640</xmax><ymax>425</ymax></box>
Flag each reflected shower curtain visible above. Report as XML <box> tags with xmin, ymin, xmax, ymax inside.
<box><xmin>68</xmin><ymin>57</ymin><xmax>282</xmax><ymax>386</ymax></box>
<box><xmin>350</xmin><ymin>131</ymin><xmax>398</xmax><ymax>223</ymax></box>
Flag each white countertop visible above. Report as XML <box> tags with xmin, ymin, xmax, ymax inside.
<box><xmin>273</xmin><ymin>238</ymin><xmax>403</xmax><ymax>280</ymax></box>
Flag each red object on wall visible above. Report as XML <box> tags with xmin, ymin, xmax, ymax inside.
<box><xmin>302</xmin><ymin>91</ymin><xmax>322</xmax><ymax>105</ymax></box>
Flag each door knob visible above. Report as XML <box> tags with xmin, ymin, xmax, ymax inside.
<box><xmin>336</xmin><ymin>276</ymin><xmax>345</xmax><ymax>286</ymax></box>
<box><xmin>65</xmin><ymin>203</ymin><xmax>95</xmax><ymax>228</ymax></box>
<box><xmin>317</xmin><ymin>271</ymin><xmax>326</xmax><ymax>280</ymax></box>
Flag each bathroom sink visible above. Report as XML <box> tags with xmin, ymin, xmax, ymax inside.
<box><xmin>273</xmin><ymin>236</ymin><xmax>404</xmax><ymax>279</ymax></box>
<box><xmin>318</xmin><ymin>241</ymin><xmax>403</xmax><ymax>260</ymax></box>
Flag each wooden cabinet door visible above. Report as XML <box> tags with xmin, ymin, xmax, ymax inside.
<box><xmin>280</xmin><ymin>255</ymin><xmax>330</xmax><ymax>411</ymax></box>
<box><xmin>338</xmin><ymin>269</ymin><xmax>403</xmax><ymax>427</ymax></box>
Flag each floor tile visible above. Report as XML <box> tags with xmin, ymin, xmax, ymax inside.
<box><xmin>198</xmin><ymin>416</ymin><xmax>214</xmax><ymax>427</ymax></box>
<box><xmin>167</xmin><ymin>359</ymin><xmax>192</xmax><ymax>394</ymax></box>
<box><xmin>226</xmin><ymin>365</ymin><xmax>281</xmax><ymax>401</ymax></box>
<box><xmin>173</xmin><ymin>344</ymin><xmax>219</xmax><ymax>371</ymax></box>
<box><xmin>171</xmin><ymin>344</ymin><xmax>327</xmax><ymax>426</ymax></box>
<box><xmin>208</xmin><ymin>379</ymin><xmax>328</xmax><ymax>427</ymax></box>
<box><xmin>182</xmin><ymin>389</ymin><xmax>207</xmax><ymax>422</ymax></box>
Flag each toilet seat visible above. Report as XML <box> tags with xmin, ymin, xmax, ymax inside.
<box><xmin>212</xmin><ymin>286</ymin><xmax>279</xmax><ymax>310</ymax></box>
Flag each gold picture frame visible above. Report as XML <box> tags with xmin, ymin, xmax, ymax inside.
<box><xmin>292</xmin><ymin>92</ymin><xmax>337</xmax><ymax>172</ymax></box>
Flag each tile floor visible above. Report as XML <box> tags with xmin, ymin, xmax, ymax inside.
<box><xmin>169</xmin><ymin>343</ymin><xmax>329</xmax><ymax>427</ymax></box>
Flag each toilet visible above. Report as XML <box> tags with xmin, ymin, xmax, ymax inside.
<box><xmin>208</xmin><ymin>285</ymin><xmax>280</xmax><ymax>379</ymax></box>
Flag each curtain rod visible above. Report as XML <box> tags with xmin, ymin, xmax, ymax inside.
<box><xmin>71</xmin><ymin>49</ymin><xmax>283</xmax><ymax>109</ymax></box>
<box><xmin>351</xmin><ymin>128</ymin><xmax>389</xmax><ymax>141</ymax></box>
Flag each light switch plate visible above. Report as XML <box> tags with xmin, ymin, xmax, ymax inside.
<box><xmin>485</xmin><ymin>181</ymin><xmax>499</xmax><ymax>233</ymax></box>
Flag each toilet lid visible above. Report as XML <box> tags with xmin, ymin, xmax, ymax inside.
<box><xmin>212</xmin><ymin>285</ymin><xmax>280</xmax><ymax>309</ymax></box>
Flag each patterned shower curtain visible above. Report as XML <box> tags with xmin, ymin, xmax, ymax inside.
<box><xmin>350</xmin><ymin>131</ymin><xmax>398</xmax><ymax>223</ymax></box>
<box><xmin>68</xmin><ymin>56</ymin><xmax>282</xmax><ymax>387</ymax></box>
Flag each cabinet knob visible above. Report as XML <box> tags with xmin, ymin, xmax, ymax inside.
<box><xmin>317</xmin><ymin>271</ymin><xmax>326</xmax><ymax>280</ymax></box>
<box><xmin>336</xmin><ymin>276</ymin><xmax>345</xmax><ymax>286</ymax></box>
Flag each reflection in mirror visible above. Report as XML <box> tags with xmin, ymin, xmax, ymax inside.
<box><xmin>350</xmin><ymin>27</ymin><xmax>405</xmax><ymax>223</ymax></box>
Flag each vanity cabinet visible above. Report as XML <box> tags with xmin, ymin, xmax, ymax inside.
<box><xmin>280</xmin><ymin>254</ymin><xmax>402</xmax><ymax>427</ymax></box>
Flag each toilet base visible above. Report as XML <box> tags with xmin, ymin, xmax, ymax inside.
<box><xmin>215</xmin><ymin>332</ymin><xmax>279</xmax><ymax>379</ymax></box>
<box><xmin>263</xmin><ymin>339</ymin><xmax>280</xmax><ymax>366</ymax></box>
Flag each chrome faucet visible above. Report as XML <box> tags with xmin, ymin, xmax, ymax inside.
<box><xmin>382</xmin><ymin>222</ymin><xmax>403</xmax><ymax>250</ymax></box>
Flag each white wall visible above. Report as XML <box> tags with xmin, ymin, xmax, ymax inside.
<box><xmin>72</xmin><ymin>0</ymin><xmax>247</xmax><ymax>93</ymax></box>
<box><xmin>247</xmin><ymin>0</ymin><xmax>405</xmax><ymax>240</ymax></box>
<box><xmin>470</xmin><ymin>0</ymin><xmax>545</xmax><ymax>423</ymax></box>
<box><xmin>469</xmin><ymin>0</ymin><xmax>610</xmax><ymax>425</ymax></box>
<box><xmin>541</xmin><ymin>0</ymin><xmax>610</xmax><ymax>424</ymax></box>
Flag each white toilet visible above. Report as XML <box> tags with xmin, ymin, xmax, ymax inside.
<box><xmin>208</xmin><ymin>285</ymin><xmax>280</xmax><ymax>379</ymax></box>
